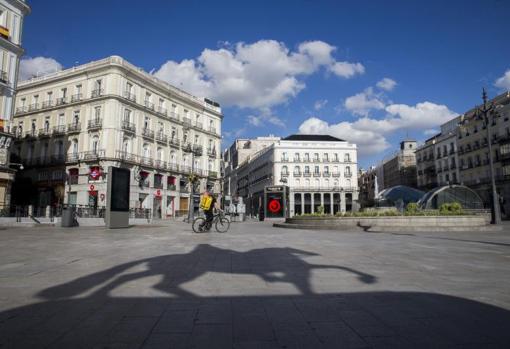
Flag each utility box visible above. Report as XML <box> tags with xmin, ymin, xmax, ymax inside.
<box><xmin>105</xmin><ymin>166</ymin><xmax>130</xmax><ymax>229</ymax></box>
<box><xmin>264</xmin><ymin>185</ymin><xmax>289</xmax><ymax>219</ymax></box>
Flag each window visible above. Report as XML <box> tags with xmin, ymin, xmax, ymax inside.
<box><xmin>282</xmin><ymin>166</ymin><xmax>288</xmax><ymax>174</ymax></box>
<box><xmin>314</xmin><ymin>153</ymin><xmax>319</xmax><ymax>161</ymax></box>
<box><xmin>334</xmin><ymin>153</ymin><xmax>339</xmax><ymax>161</ymax></box>
<box><xmin>304</xmin><ymin>166</ymin><xmax>310</xmax><ymax>174</ymax></box>
<box><xmin>126</xmin><ymin>82</ymin><xmax>133</xmax><ymax>93</ymax></box>
<box><xmin>122</xmin><ymin>139</ymin><xmax>130</xmax><ymax>153</ymax></box>
<box><xmin>44</xmin><ymin>117</ymin><xmax>50</xmax><ymax>131</ymax></box>
<box><xmin>157</xmin><ymin>147</ymin><xmax>163</xmax><ymax>161</ymax></box>
<box><xmin>73</xmin><ymin>111</ymin><xmax>79</xmax><ymax>124</ymax></box>
<box><xmin>144</xmin><ymin>116</ymin><xmax>150</xmax><ymax>129</ymax></box>
<box><xmin>158</xmin><ymin>121</ymin><xmax>164</xmax><ymax>133</ymax></box>
<box><xmin>281</xmin><ymin>152</ymin><xmax>287</xmax><ymax>161</ymax></box>
<box><xmin>344</xmin><ymin>153</ymin><xmax>351</xmax><ymax>162</ymax></box>
<box><xmin>171</xmin><ymin>127</ymin><xmax>177</xmax><ymax>140</ymax></box>
<box><xmin>323</xmin><ymin>153</ymin><xmax>329</xmax><ymax>161</ymax></box>
<box><xmin>61</xmin><ymin>88</ymin><xmax>67</xmax><ymax>98</ymax></box>
<box><xmin>47</xmin><ymin>91</ymin><xmax>52</xmax><ymax>101</ymax></box>
<box><xmin>304</xmin><ymin>153</ymin><xmax>310</xmax><ymax>162</ymax></box>
<box><xmin>314</xmin><ymin>166</ymin><xmax>319</xmax><ymax>174</ymax></box>
<box><xmin>294</xmin><ymin>166</ymin><xmax>300</xmax><ymax>174</ymax></box>
<box><xmin>94</xmin><ymin>106</ymin><xmax>101</xmax><ymax>120</ymax></box>
<box><xmin>143</xmin><ymin>144</ymin><xmax>150</xmax><ymax>158</ymax></box>
<box><xmin>123</xmin><ymin>109</ymin><xmax>131</xmax><ymax>122</ymax></box>
<box><xmin>71</xmin><ymin>139</ymin><xmax>78</xmax><ymax>155</ymax></box>
<box><xmin>324</xmin><ymin>166</ymin><xmax>329</xmax><ymax>174</ymax></box>
<box><xmin>56</xmin><ymin>141</ymin><xmax>64</xmax><ymax>156</ymax></box>
<box><xmin>91</xmin><ymin>136</ymin><xmax>99</xmax><ymax>152</ymax></box>
<box><xmin>75</xmin><ymin>84</ymin><xmax>82</xmax><ymax>95</ymax></box>
<box><xmin>294</xmin><ymin>153</ymin><xmax>300</xmax><ymax>161</ymax></box>
<box><xmin>95</xmin><ymin>79</ymin><xmax>102</xmax><ymax>91</ymax></box>
<box><xmin>58</xmin><ymin>113</ymin><xmax>65</xmax><ymax>126</ymax></box>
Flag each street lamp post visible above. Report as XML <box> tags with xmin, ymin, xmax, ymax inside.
<box><xmin>186</xmin><ymin>148</ymin><xmax>196</xmax><ymax>224</ymax></box>
<box><xmin>476</xmin><ymin>88</ymin><xmax>501</xmax><ymax>224</ymax></box>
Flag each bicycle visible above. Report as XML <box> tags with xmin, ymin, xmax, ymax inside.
<box><xmin>192</xmin><ymin>209</ymin><xmax>230</xmax><ymax>233</ymax></box>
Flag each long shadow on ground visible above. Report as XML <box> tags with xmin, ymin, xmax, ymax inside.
<box><xmin>1</xmin><ymin>244</ymin><xmax>509</xmax><ymax>348</ymax></box>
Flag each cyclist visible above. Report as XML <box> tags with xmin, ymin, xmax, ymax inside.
<box><xmin>199</xmin><ymin>190</ymin><xmax>216</xmax><ymax>231</ymax></box>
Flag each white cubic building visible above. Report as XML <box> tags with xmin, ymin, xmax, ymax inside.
<box><xmin>224</xmin><ymin>134</ymin><xmax>358</xmax><ymax>217</ymax></box>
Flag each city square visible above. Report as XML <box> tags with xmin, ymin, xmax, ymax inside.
<box><xmin>0</xmin><ymin>222</ymin><xmax>509</xmax><ymax>348</ymax></box>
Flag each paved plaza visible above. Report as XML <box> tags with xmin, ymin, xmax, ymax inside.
<box><xmin>0</xmin><ymin>221</ymin><xmax>509</xmax><ymax>348</ymax></box>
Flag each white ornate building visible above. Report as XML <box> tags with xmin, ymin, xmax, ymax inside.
<box><xmin>0</xmin><ymin>0</ymin><xmax>29</xmax><ymax>209</ymax></box>
<box><xmin>11</xmin><ymin>56</ymin><xmax>222</xmax><ymax>218</ymax></box>
<box><xmin>224</xmin><ymin>134</ymin><xmax>358</xmax><ymax>217</ymax></box>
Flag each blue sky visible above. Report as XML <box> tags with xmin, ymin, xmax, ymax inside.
<box><xmin>20</xmin><ymin>0</ymin><xmax>510</xmax><ymax>167</ymax></box>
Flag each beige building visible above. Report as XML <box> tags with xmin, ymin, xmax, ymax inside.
<box><xmin>0</xmin><ymin>0</ymin><xmax>29</xmax><ymax>209</ymax></box>
<box><xmin>11</xmin><ymin>56</ymin><xmax>222</xmax><ymax>218</ymax></box>
<box><xmin>382</xmin><ymin>140</ymin><xmax>417</xmax><ymax>189</ymax></box>
<box><xmin>457</xmin><ymin>92</ymin><xmax>510</xmax><ymax>213</ymax></box>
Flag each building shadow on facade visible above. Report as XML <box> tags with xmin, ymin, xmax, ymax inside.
<box><xmin>1</xmin><ymin>245</ymin><xmax>509</xmax><ymax>348</ymax></box>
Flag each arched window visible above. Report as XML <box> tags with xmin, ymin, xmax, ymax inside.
<box><xmin>41</xmin><ymin>142</ymin><xmax>49</xmax><ymax>157</ymax></box>
<box><xmin>91</xmin><ymin>136</ymin><xmax>99</xmax><ymax>152</ymax></box>
<box><xmin>143</xmin><ymin>143</ymin><xmax>150</xmax><ymax>158</ymax></box>
<box><xmin>170</xmin><ymin>151</ymin><xmax>176</xmax><ymax>164</ymax></box>
<box><xmin>122</xmin><ymin>138</ymin><xmax>130</xmax><ymax>154</ymax></box>
<box><xmin>282</xmin><ymin>166</ymin><xmax>288</xmax><ymax>174</ymax></box>
<box><xmin>305</xmin><ymin>178</ymin><xmax>310</xmax><ymax>187</ymax></box>
<box><xmin>294</xmin><ymin>166</ymin><xmax>300</xmax><ymax>174</ymax></box>
<box><xmin>56</xmin><ymin>141</ymin><xmax>64</xmax><ymax>156</ymax></box>
<box><xmin>334</xmin><ymin>179</ymin><xmax>339</xmax><ymax>188</ymax></box>
<box><xmin>71</xmin><ymin>139</ymin><xmax>78</xmax><ymax>155</ymax></box>
<box><xmin>345</xmin><ymin>166</ymin><xmax>351</xmax><ymax>175</ymax></box>
<box><xmin>157</xmin><ymin>147</ymin><xmax>163</xmax><ymax>161</ymax></box>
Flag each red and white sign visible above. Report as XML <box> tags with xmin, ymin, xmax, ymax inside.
<box><xmin>90</xmin><ymin>167</ymin><xmax>101</xmax><ymax>180</ymax></box>
<box><xmin>89</xmin><ymin>184</ymin><xmax>95</xmax><ymax>191</ymax></box>
<box><xmin>268</xmin><ymin>199</ymin><xmax>281</xmax><ymax>213</ymax></box>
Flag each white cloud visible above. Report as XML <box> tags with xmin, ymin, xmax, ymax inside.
<box><xmin>299</xmin><ymin>117</ymin><xmax>389</xmax><ymax>156</ymax></box>
<box><xmin>314</xmin><ymin>99</ymin><xmax>328</xmax><ymax>110</ymax></box>
<box><xmin>298</xmin><ymin>101</ymin><xmax>457</xmax><ymax>156</ymax></box>
<box><xmin>376</xmin><ymin>78</ymin><xmax>397</xmax><ymax>91</ymax></box>
<box><xmin>19</xmin><ymin>57</ymin><xmax>62</xmax><ymax>81</ymax></box>
<box><xmin>329</xmin><ymin>61</ymin><xmax>365</xmax><ymax>78</ymax></box>
<box><xmin>153</xmin><ymin>39</ymin><xmax>364</xmax><ymax>111</ymax></box>
<box><xmin>248</xmin><ymin>109</ymin><xmax>285</xmax><ymax>128</ymax></box>
<box><xmin>495</xmin><ymin>69</ymin><xmax>510</xmax><ymax>90</ymax></box>
<box><xmin>344</xmin><ymin>87</ymin><xmax>385</xmax><ymax>116</ymax></box>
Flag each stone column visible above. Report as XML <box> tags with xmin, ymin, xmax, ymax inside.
<box><xmin>340</xmin><ymin>191</ymin><xmax>346</xmax><ymax>212</ymax></box>
<box><xmin>311</xmin><ymin>193</ymin><xmax>314</xmax><ymax>213</ymax></box>
<box><xmin>330</xmin><ymin>193</ymin><xmax>334</xmax><ymax>214</ymax></box>
<box><xmin>45</xmin><ymin>205</ymin><xmax>51</xmax><ymax>218</ymax></box>
<box><xmin>301</xmin><ymin>193</ymin><xmax>305</xmax><ymax>215</ymax></box>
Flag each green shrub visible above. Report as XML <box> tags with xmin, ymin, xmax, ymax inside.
<box><xmin>439</xmin><ymin>202</ymin><xmax>463</xmax><ymax>215</ymax></box>
<box><xmin>316</xmin><ymin>205</ymin><xmax>325</xmax><ymax>214</ymax></box>
<box><xmin>405</xmin><ymin>202</ymin><xmax>419</xmax><ymax>214</ymax></box>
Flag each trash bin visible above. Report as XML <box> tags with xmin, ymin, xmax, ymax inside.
<box><xmin>61</xmin><ymin>206</ymin><xmax>77</xmax><ymax>227</ymax></box>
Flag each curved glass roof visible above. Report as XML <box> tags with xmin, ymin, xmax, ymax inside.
<box><xmin>417</xmin><ymin>185</ymin><xmax>484</xmax><ymax>209</ymax></box>
<box><xmin>377</xmin><ymin>185</ymin><xmax>425</xmax><ymax>206</ymax></box>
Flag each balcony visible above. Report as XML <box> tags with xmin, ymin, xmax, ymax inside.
<box><xmin>123</xmin><ymin>91</ymin><xmax>136</xmax><ymax>102</ymax></box>
<box><xmin>67</xmin><ymin>122</ymin><xmax>81</xmax><ymax>133</ymax></box>
<box><xmin>38</xmin><ymin>128</ymin><xmax>51</xmax><ymax>138</ymax></box>
<box><xmin>169</xmin><ymin>138</ymin><xmax>180</xmax><ymax>148</ymax></box>
<box><xmin>91</xmin><ymin>89</ymin><xmax>104</xmax><ymax>98</ymax></box>
<box><xmin>183</xmin><ymin>117</ymin><xmax>192</xmax><ymax>127</ymax></box>
<box><xmin>332</xmin><ymin>172</ymin><xmax>340</xmax><ymax>177</ymax></box>
<box><xmin>281</xmin><ymin>172</ymin><xmax>289</xmax><ymax>177</ymax></box>
<box><xmin>167</xmin><ymin>163</ymin><xmax>180</xmax><ymax>172</ymax></box>
<box><xmin>121</xmin><ymin>121</ymin><xmax>136</xmax><ymax>133</ymax></box>
<box><xmin>293</xmin><ymin>158</ymin><xmax>301</xmax><ymax>163</ymax></box>
<box><xmin>332</xmin><ymin>158</ymin><xmax>340</xmax><ymax>162</ymax></box>
<box><xmin>182</xmin><ymin>142</ymin><xmax>193</xmax><ymax>152</ymax></box>
<box><xmin>66</xmin><ymin>152</ymin><xmax>80</xmax><ymax>163</ymax></box>
<box><xmin>88</xmin><ymin>118</ymin><xmax>102</xmax><ymax>130</ymax></box>
<box><xmin>50</xmin><ymin>154</ymin><xmax>66</xmax><ymax>165</ymax></box>
<box><xmin>303</xmin><ymin>172</ymin><xmax>311</xmax><ymax>177</ymax></box>
<box><xmin>144</xmin><ymin>100</ymin><xmax>155</xmax><ymax>110</ymax></box>
<box><xmin>157</xmin><ymin>106</ymin><xmax>167</xmax><ymax>115</ymax></box>
<box><xmin>70</xmin><ymin>93</ymin><xmax>82</xmax><ymax>103</ymax></box>
<box><xmin>42</xmin><ymin>100</ymin><xmax>53</xmax><ymax>108</ymax></box>
<box><xmin>140</xmin><ymin>156</ymin><xmax>153</xmax><ymax>167</ymax></box>
<box><xmin>180</xmin><ymin>165</ymin><xmax>192</xmax><ymax>174</ymax></box>
<box><xmin>322</xmin><ymin>158</ymin><xmax>329</xmax><ymax>163</ymax></box>
<box><xmin>155</xmin><ymin>132</ymin><xmax>168</xmax><ymax>144</ymax></box>
<box><xmin>142</xmin><ymin>128</ymin><xmax>154</xmax><ymax>140</ymax></box>
<box><xmin>344</xmin><ymin>172</ymin><xmax>352</xmax><ymax>178</ymax></box>
<box><xmin>53</xmin><ymin>125</ymin><xmax>66</xmax><ymax>135</ymax></box>
<box><xmin>193</xmin><ymin>144</ymin><xmax>203</xmax><ymax>155</ymax></box>
<box><xmin>312</xmin><ymin>158</ymin><xmax>320</xmax><ymax>163</ymax></box>
<box><xmin>208</xmin><ymin>171</ymin><xmax>218</xmax><ymax>179</ymax></box>
<box><xmin>313</xmin><ymin>172</ymin><xmax>321</xmax><ymax>177</ymax></box>
<box><xmin>323</xmin><ymin>172</ymin><xmax>331</xmax><ymax>177</ymax></box>
<box><xmin>29</xmin><ymin>103</ymin><xmax>39</xmax><ymax>112</ymax></box>
<box><xmin>195</xmin><ymin>121</ymin><xmax>203</xmax><ymax>129</ymax></box>
<box><xmin>15</xmin><ymin>106</ymin><xmax>27</xmax><ymax>114</ymax></box>
<box><xmin>116</xmin><ymin>151</ymin><xmax>138</xmax><ymax>163</ymax></box>
<box><xmin>208</xmin><ymin>126</ymin><xmax>216</xmax><ymax>134</ymax></box>
<box><xmin>169</xmin><ymin>112</ymin><xmax>179</xmax><ymax>121</ymax></box>
<box><xmin>56</xmin><ymin>97</ymin><xmax>67</xmax><ymax>106</ymax></box>
<box><xmin>207</xmin><ymin>148</ymin><xmax>216</xmax><ymax>157</ymax></box>
<box><xmin>155</xmin><ymin>160</ymin><xmax>167</xmax><ymax>169</ymax></box>
<box><xmin>293</xmin><ymin>172</ymin><xmax>302</xmax><ymax>177</ymax></box>
<box><xmin>82</xmin><ymin>149</ymin><xmax>105</xmax><ymax>161</ymax></box>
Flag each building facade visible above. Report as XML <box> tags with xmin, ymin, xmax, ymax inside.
<box><xmin>11</xmin><ymin>56</ymin><xmax>222</xmax><ymax>218</ymax></box>
<box><xmin>382</xmin><ymin>140</ymin><xmax>418</xmax><ymax>189</ymax></box>
<box><xmin>358</xmin><ymin>166</ymin><xmax>377</xmax><ymax>208</ymax></box>
<box><xmin>224</xmin><ymin>134</ymin><xmax>358</xmax><ymax>217</ymax></box>
<box><xmin>416</xmin><ymin>117</ymin><xmax>460</xmax><ymax>191</ymax></box>
<box><xmin>456</xmin><ymin>92</ymin><xmax>510</xmax><ymax>214</ymax></box>
<box><xmin>0</xmin><ymin>0</ymin><xmax>29</xmax><ymax>209</ymax></box>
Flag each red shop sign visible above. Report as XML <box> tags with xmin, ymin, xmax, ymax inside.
<box><xmin>89</xmin><ymin>184</ymin><xmax>95</xmax><ymax>191</ymax></box>
<box><xmin>90</xmin><ymin>167</ymin><xmax>101</xmax><ymax>180</ymax></box>
<box><xmin>268</xmin><ymin>199</ymin><xmax>281</xmax><ymax>213</ymax></box>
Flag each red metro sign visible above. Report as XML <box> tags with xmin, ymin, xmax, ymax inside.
<box><xmin>268</xmin><ymin>199</ymin><xmax>281</xmax><ymax>213</ymax></box>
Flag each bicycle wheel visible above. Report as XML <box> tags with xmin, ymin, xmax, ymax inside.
<box><xmin>192</xmin><ymin>217</ymin><xmax>206</xmax><ymax>233</ymax></box>
<box><xmin>215</xmin><ymin>217</ymin><xmax>230</xmax><ymax>233</ymax></box>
